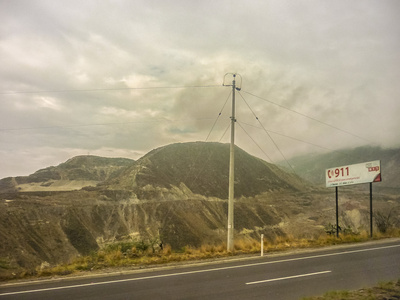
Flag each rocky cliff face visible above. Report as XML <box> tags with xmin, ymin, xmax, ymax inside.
<box><xmin>0</xmin><ymin>188</ymin><xmax>288</xmax><ymax>271</ymax></box>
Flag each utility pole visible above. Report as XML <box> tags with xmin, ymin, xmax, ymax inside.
<box><xmin>227</xmin><ymin>74</ymin><xmax>236</xmax><ymax>252</ymax></box>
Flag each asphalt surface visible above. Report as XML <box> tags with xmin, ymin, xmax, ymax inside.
<box><xmin>1</xmin><ymin>238</ymin><xmax>400</xmax><ymax>300</ymax></box>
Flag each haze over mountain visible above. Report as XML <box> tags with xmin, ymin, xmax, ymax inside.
<box><xmin>284</xmin><ymin>146</ymin><xmax>400</xmax><ymax>192</ymax></box>
<box><xmin>1</xmin><ymin>1</ymin><xmax>399</xmax><ymax>180</ymax></box>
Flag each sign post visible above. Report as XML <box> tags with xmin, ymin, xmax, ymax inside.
<box><xmin>326</xmin><ymin>160</ymin><xmax>381</xmax><ymax>238</ymax></box>
<box><xmin>335</xmin><ymin>186</ymin><xmax>339</xmax><ymax>238</ymax></box>
<box><xmin>370</xmin><ymin>182</ymin><xmax>373</xmax><ymax>237</ymax></box>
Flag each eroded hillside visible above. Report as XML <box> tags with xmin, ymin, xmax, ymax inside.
<box><xmin>0</xmin><ymin>142</ymin><xmax>399</xmax><ymax>277</ymax></box>
<box><xmin>0</xmin><ymin>156</ymin><xmax>135</xmax><ymax>193</ymax></box>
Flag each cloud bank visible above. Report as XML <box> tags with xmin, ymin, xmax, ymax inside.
<box><xmin>1</xmin><ymin>0</ymin><xmax>399</xmax><ymax>178</ymax></box>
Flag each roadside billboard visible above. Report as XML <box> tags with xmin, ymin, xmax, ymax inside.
<box><xmin>325</xmin><ymin>160</ymin><xmax>381</xmax><ymax>188</ymax></box>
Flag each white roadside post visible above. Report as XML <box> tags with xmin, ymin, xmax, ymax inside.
<box><xmin>261</xmin><ymin>234</ymin><xmax>264</xmax><ymax>256</ymax></box>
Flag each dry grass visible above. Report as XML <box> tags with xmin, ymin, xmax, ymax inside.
<box><xmin>302</xmin><ymin>279</ymin><xmax>400</xmax><ymax>299</ymax></box>
<box><xmin>3</xmin><ymin>230</ymin><xmax>400</xmax><ymax>281</ymax></box>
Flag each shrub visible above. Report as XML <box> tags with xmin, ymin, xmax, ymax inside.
<box><xmin>135</xmin><ymin>240</ymin><xmax>150</xmax><ymax>253</ymax></box>
<box><xmin>162</xmin><ymin>244</ymin><xmax>172</xmax><ymax>255</ymax></box>
<box><xmin>0</xmin><ymin>258</ymin><xmax>10</xmax><ymax>270</ymax></box>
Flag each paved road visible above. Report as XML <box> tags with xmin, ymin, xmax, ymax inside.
<box><xmin>1</xmin><ymin>239</ymin><xmax>400</xmax><ymax>300</ymax></box>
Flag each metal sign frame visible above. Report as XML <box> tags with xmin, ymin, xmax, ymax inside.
<box><xmin>326</xmin><ymin>160</ymin><xmax>381</xmax><ymax>188</ymax></box>
<box><xmin>326</xmin><ymin>160</ymin><xmax>382</xmax><ymax>237</ymax></box>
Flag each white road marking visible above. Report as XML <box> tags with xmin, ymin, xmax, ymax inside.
<box><xmin>1</xmin><ymin>243</ymin><xmax>399</xmax><ymax>296</ymax></box>
<box><xmin>246</xmin><ymin>270</ymin><xmax>332</xmax><ymax>285</ymax></box>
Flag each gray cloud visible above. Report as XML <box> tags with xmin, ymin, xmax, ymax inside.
<box><xmin>1</xmin><ymin>0</ymin><xmax>399</xmax><ymax>178</ymax></box>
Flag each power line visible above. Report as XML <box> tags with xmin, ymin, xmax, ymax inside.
<box><xmin>239</xmin><ymin>121</ymin><xmax>333</xmax><ymax>152</ymax></box>
<box><xmin>204</xmin><ymin>90</ymin><xmax>231</xmax><ymax>141</ymax></box>
<box><xmin>162</xmin><ymin>89</ymin><xmax>232</xmax><ymax>228</ymax></box>
<box><xmin>0</xmin><ymin>85</ymin><xmax>223</xmax><ymax>95</ymax></box>
<box><xmin>241</xmin><ymin>89</ymin><xmax>370</xmax><ymax>143</ymax></box>
<box><xmin>183</xmin><ymin>90</ymin><xmax>232</xmax><ymax>189</ymax></box>
<box><xmin>0</xmin><ymin>118</ymin><xmax>215</xmax><ymax>132</ymax></box>
<box><xmin>219</xmin><ymin>123</ymin><xmax>230</xmax><ymax>142</ymax></box>
<box><xmin>238</xmin><ymin>91</ymin><xmax>296</xmax><ymax>173</ymax></box>
<box><xmin>237</xmin><ymin>121</ymin><xmax>274</xmax><ymax>163</ymax></box>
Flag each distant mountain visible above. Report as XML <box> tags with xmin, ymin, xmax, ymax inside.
<box><xmin>1</xmin><ymin>143</ymin><xmax>398</xmax><ymax>275</ymax></box>
<box><xmin>0</xmin><ymin>156</ymin><xmax>135</xmax><ymax>193</ymax></box>
<box><xmin>284</xmin><ymin>146</ymin><xmax>400</xmax><ymax>191</ymax></box>
<box><xmin>105</xmin><ymin>142</ymin><xmax>308</xmax><ymax>199</ymax></box>
<box><xmin>0</xmin><ymin>143</ymin><xmax>307</xmax><ymax>198</ymax></box>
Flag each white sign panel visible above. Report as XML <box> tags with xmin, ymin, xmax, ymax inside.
<box><xmin>326</xmin><ymin>160</ymin><xmax>381</xmax><ymax>187</ymax></box>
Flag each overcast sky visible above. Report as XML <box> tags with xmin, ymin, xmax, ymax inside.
<box><xmin>1</xmin><ymin>0</ymin><xmax>399</xmax><ymax>178</ymax></box>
